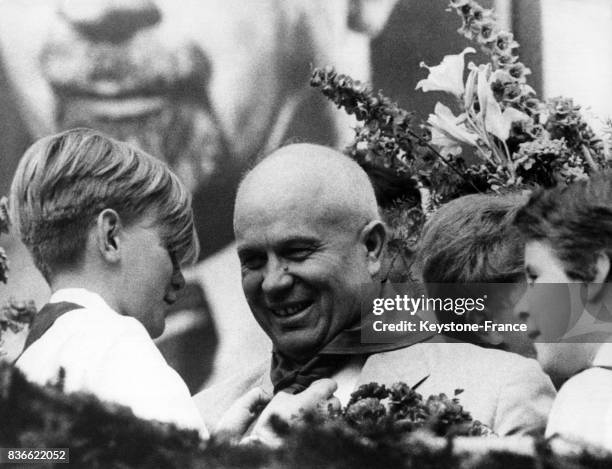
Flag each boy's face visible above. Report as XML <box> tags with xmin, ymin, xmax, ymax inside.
<box><xmin>514</xmin><ymin>240</ymin><xmax>586</xmax><ymax>380</ymax></box>
<box><xmin>119</xmin><ymin>217</ymin><xmax>184</xmax><ymax>338</ymax></box>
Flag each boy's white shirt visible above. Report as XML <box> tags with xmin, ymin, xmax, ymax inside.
<box><xmin>546</xmin><ymin>343</ymin><xmax>612</xmax><ymax>449</ymax></box>
<box><xmin>15</xmin><ymin>288</ymin><xmax>209</xmax><ymax>440</ymax></box>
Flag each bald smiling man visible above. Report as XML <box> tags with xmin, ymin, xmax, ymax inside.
<box><xmin>195</xmin><ymin>144</ymin><xmax>555</xmax><ymax>436</ymax></box>
<box><xmin>235</xmin><ymin>144</ymin><xmax>385</xmax><ymax>364</ymax></box>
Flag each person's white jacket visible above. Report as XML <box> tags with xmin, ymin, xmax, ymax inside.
<box><xmin>546</xmin><ymin>343</ymin><xmax>612</xmax><ymax>449</ymax></box>
<box><xmin>196</xmin><ymin>338</ymin><xmax>556</xmax><ymax>436</ymax></box>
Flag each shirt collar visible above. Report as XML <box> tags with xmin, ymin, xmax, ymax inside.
<box><xmin>593</xmin><ymin>342</ymin><xmax>612</xmax><ymax>368</ymax></box>
<box><xmin>49</xmin><ymin>288</ymin><xmax>117</xmax><ymax>314</ymax></box>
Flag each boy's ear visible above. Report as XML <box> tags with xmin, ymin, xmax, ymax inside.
<box><xmin>95</xmin><ymin>209</ymin><xmax>123</xmax><ymax>264</ymax></box>
<box><xmin>360</xmin><ymin>220</ymin><xmax>387</xmax><ymax>277</ymax></box>
<box><xmin>586</xmin><ymin>251</ymin><xmax>611</xmax><ymax>301</ymax></box>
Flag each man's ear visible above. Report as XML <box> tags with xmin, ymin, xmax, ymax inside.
<box><xmin>360</xmin><ymin>220</ymin><xmax>387</xmax><ymax>277</ymax></box>
<box><xmin>95</xmin><ymin>209</ymin><xmax>123</xmax><ymax>264</ymax></box>
<box><xmin>348</xmin><ymin>0</ymin><xmax>399</xmax><ymax>37</ymax></box>
<box><xmin>586</xmin><ymin>251</ymin><xmax>611</xmax><ymax>301</ymax></box>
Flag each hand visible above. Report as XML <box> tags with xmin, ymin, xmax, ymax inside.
<box><xmin>247</xmin><ymin>378</ymin><xmax>341</xmax><ymax>448</ymax></box>
<box><xmin>214</xmin><ymin>387</ymin><xmax>271</xmax><ymax>444</ymax></box>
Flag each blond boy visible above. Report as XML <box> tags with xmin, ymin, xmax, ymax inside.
<box><xmin>10</xmin><ymin>129</ymin><xmax>208</xmax><ymax>438</ymax></box>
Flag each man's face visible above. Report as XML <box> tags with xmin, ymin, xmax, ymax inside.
<box><xmin>0</xmin><ymin>0</ymin><xmax>326</xmax><ymax>193</ymax></box>
<box><xmin>235</xmin><ymin>193</ymin><xmax>372</xmax><ymax>361</ymax></box>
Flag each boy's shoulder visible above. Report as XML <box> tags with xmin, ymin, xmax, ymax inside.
<box><xmin>23</xmin><ymin>302</ymin><xmax>154</xmax><ymax>361</ymax></box>
<box><xmin>558</xmin><ymin>367</ymin><xmax>612</xmax><ymax>399</ymax></box>
<box><xmin>15</xmin><ymin>302</ymin><xmax>156</xmax><ymax>390</ymax></box>
<box><xmin>56</xmin><ymin>303</ymin><xmax>146</xmax><ymax>335</ymax></box>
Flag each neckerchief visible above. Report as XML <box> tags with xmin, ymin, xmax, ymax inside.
<box><xmin>270</xmin><ymin>287</ymin><xmax>434</xmax><ymax>394</ymax></box>
<box><xmin>20</xmin><ymin>302</ymin><xmax>83</xmax><ymax>356</ymax></box>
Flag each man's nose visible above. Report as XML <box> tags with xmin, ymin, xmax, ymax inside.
<box><xmin>58</xmin><ymin>0</ymin><xmax>161</xmax><ymax>42</ymax></box>
<box><xmin>261</xmin><ymin>261</ymin><xmax>293</xmax><ymax>297</ymax></box>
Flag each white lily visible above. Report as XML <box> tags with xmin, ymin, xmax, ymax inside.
<box><xmin>430</xmin><ymin>127</ymin><xmax>463</xmax><ymax>157</ymax></box>
<box><xmin>427</xmin><ymin>102</ymin><xmax>479</xmax><ymax>155</ymax></box>
<box><xmin>463</xmin><ymin>63</ymin><xmax>478</xmax><ymax>109</ymax></box>
<box><xmin>416</xmin><ymin>47</ymin><xmax>476</xmax><ymax>98</ymax></box>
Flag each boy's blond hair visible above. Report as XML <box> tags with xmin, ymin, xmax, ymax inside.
<box><xmin>10</xmin><ymin>128</ymin><xmax>199</xmax><ymax>281</ymax></box>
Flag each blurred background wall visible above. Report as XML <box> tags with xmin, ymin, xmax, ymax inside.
<box><xmin>0</xmin><ymin>0</ymin><xmax>545</xmax><ymax>199</ymax></box>
<box><xmin>540</xmin><ymin>0</ymin><xmax>612</xmax><ymax>124</ymax></box>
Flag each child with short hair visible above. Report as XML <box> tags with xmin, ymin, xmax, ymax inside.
<box><xmin>10</xmin><ymin>128</ymin><xmax>208</xmax><ymax>438</ymax></box>
<box><xmin>514</xmin><ymin>172</ymin><xmax>612</xmax><ymax>449</ymax></box>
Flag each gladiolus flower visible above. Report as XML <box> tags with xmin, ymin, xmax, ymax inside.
<box><xmin>473</xmin><ymin>64</ymin><xmax>529</xmax><ymax>141</ymax></box>
<box><xmin>464</xmin><ymin>65</ymin><xmax>478</xmax><ymax>109</ymax></box>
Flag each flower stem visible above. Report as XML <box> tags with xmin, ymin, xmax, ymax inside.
<box><xmin>406</xmin><ymin>129</ymin><xmax>483</xmax><ymax>194</ymax></box>
<box><xmin>581</xmin><ymin>144</ymin><xmax>599</xmax><ymax>173</ymax></box>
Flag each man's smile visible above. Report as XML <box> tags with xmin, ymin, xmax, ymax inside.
<box><xmin>268</xmin><ymin>300</ymin><xmax>314</xmax><ymax>319</ymax></box>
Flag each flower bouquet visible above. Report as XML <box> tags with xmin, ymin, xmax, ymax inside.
<box><xmin>311</xmin><ymin>0</ymin><xmax>610</xmax><ymax>275</ymax></box>
<box><xmin>340</xmin><ymin>381</ymin><xmax>492</xmax><ymax>439</ymax></box>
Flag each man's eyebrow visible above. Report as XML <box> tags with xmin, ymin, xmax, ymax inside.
<box><xmin>237</xmin><ymin>236</ymin><xmax>319</xmax><ymax>253</ymax></box>
<box><xmin>278</xmin><ymin>236</ymin><xmax>319</xmax><ymax>246</ymax></box>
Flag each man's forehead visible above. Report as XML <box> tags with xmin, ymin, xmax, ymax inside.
<box><xmin>234</xmin><ymin>154</ymin><xmax>373</xmax><ymax>236</ymax></box>
<box><xmin>235</xmin><ymin>209</ymin><xmax>325</xmax><ymax>250</ymax></box>
<box><xmin>234</xmin><ymin>193</ymin><xmax>361</xmax><ymax>252</ymax></box>
<box><xmin>236</xmin><ymin>228</ymin><xmax>320</xmax><ymax>250</ymax></box>
<box><xmin>237</xmin><ymin>162</ymin><xmax>324</xmax><ymax>209</ymax></box>
<box><xmin>235</xmin><ymin>197</ymin><xmax>322</xmax><ymax>234</ymax></box>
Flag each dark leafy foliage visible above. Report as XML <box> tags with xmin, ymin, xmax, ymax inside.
<box><xmin>1</xmin><ymin>364</ymin><xmax>612</xmax><ymax>468</ymax></box>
